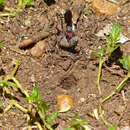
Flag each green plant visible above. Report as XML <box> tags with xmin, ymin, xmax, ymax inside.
<box><xmin>103</xmin><ymin>55</ymin><xmax>130</xmax><ymax>102</ymax></box>
<box><xmin>24</xmin><ymin>0</ymin><xmax>34</xmax><ymax>7</ymax></box>
<box><xmin>0</xmin><ymin>0</ymin><xmax>5</xmax><ymax>4</ymax></box>
<box><xmin>92</xmin><ymin>23</ymin><xmax>123</xmax><ymax>127</ymax></box>
<box><xmin>0</xmin><ymin>59</ymin><xmax>58</xmax><ymax>130</ymax></box>
<box><xmin>26</xmin><ymin>86</ymin><xmax>58</xmax><ymax>130</ymax></box>
<box><xmin>92</xmin><ymin>23</ymin><xmax>122</xmax><ymax>95</ymax></box>
<box><xmin>108</xmin><ymin>125</ymin><xmax>117</xmax><ymax>130</ymax></box>
<box><xmin>64</xmin><ymin>113</ymin><xmax>88</xmax><ymax>130</ymax></box>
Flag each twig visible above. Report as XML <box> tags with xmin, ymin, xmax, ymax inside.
<box><xmin>102</xmin><ymin>72</ymin><xmax>130</xmax><ymax>103</ymax></box>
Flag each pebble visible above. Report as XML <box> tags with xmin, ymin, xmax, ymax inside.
<box><xmin>30</xmin><ymin>40</ymin><xmax>47</xmax><ymax>57</ymax></box>
<box><xmin>93</xmin><ymin>0</ymin><xmax>119</xmax><ymax>15</ymax></box>
<box><xmin>80</xmin><ymin>97</ymin><xmax>86</xmax><ymax>103</ymax></box>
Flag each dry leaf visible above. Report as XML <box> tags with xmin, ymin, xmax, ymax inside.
<box><xmin>57</xmin><ymin>94</ymin><xmax>74</xmax><ymax>112</ymax></box>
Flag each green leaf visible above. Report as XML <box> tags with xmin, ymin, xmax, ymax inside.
<box><xmin>111</xmin><ymin>23</ymin><xmax>121</xmax><ymax>42</ymax></box>
<box><xmin>26</xmin><ymin>86</ymin><xmax>41</xmax><ymax>103</ymax></box>
<box><xmin>108</xmin><ymin>125</ymin><xmax>117</xmax><ymax>130</ymax></box>
<box><xmin>24</xmin><ymin>0</ymin><xmax>34</xmax><ymax>6</ymax></box>
<box><xmin>0</xmin><ymin>43</ymin><xmax>3</xmax><ymax>48</ymax></box>
<box><xmin>5</xmin><ymin>81</ymin><xmax>17</xmax><ymax>87</ymax></box>
<box><xmin>105</xmin><ymin>36</ymin><xmax>112</xmax><ymax>46</ymax></box>
<box><xmin>100</xmin><ymin>48</ymin><xmax>105</xmax><ymax>56</ymax></box>
<box><xmin>0</xmin><ymin>0</ymin><xmax>5</xmax><ymax>4</ymax></box>
<box><xmin>120</xmin><ymin>57</ymin><xmax>129</xmax><ymax>71</ymax></box>
<box><xmin>71</xmin><ymin>119</ymin><xmax>88</xmax><ymax>127</ymax></box>
<box><xmin>0</xmin><ymin>101</ymin><xmax>3</xmax><ymax>107</ymax></box>
<box><xmin>38</xmin><ymin>101</ymin><xmax>49</xmax><ymax>111</ymax></box>
<box><xmin>92</xmin><ymin>52</ymin><xmax>100</xmax><ymax>57</ymax></box>
<box><xmin>0</xmin><ymin>80</ymin><xmax>16</xmax><ymax>87</ymax></box>
<box><xmin>128</xmin><ymin>55</ymin><xmax>130</xmax><ymax>70</ymax></box>
<box><xmin>46</xmin><ymin>112</ymin><xmax>59</xmax><ymax>125</ymax></box>
<box><xmin>48</xmin><ymin>112</ymin><xmax>58</xmax><ymax>121</ymax></box>
<box><xmin>72</xmin><ymin>113</ymin><xmax>79</xmax><ymax>119</ymax></box>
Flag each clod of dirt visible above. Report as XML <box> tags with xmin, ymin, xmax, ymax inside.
<box><xmin>93</xmin><ymin>0</ymin><xmax>119</xmax><ymax>15</ymax></box>
<box><xmin>57</xmin><ymin>94</ymin><xmax>74</xmax><ymax>112</ymax></box>
<box><xmin>30</xmin><ymin>40</ymin><xmax>47</xmax><ymax>57</ymax></box>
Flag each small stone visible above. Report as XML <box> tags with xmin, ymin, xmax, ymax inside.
<box><xmin>93</xmin><ymin>0</ymin><xmax>119</xmax><ymax>15</ymax></box>
<box><xmin>57</xmin><ymin>94</ymin><xmax>74</xmax><ymax>112</ymax></box>
<box><xmin>80</xmin><ymin>97</ymin><xmax>85</xmax><ymax>103</ymax></box>
<box><xmin>30</xmin><ymin>40</ymin><xmax>47</xmax><ymax>57</ymax></box>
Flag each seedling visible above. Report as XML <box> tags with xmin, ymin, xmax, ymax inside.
<box><xmin>92</xmin><ymin>48</ymin><xmax>105</xmax><ymax>95</ymax></box>
<box><xmin>26</xmin><ymin>86</ymin><xmax>58</xmax><ymax>130</ymax></box>
<box><xmin>64</xmin><ymin>113</ymin><xmax>88</xmax><ymax>130</ymax></box>
<box><xmin>92</xmin><ymin>23</ymin><xmax>122</xmax><ymax>95</ymax></box>
<box><xmin>103</xmin><ymin>55</ymin><xmax>130</xmax><ymax>102</ymax></box>
<box><xmin>0</xmin><ymin>59</ymin><xmax>58</xmax><ymax>130</ymax></box>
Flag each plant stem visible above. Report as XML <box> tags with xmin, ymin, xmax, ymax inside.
<box><xmin>4</xmin><ymin>7</ymin><xmax>14</xmax><ymax>12</ymax></box>
<box><xmin>35</xmin><ymin>121</ymin><xmax>44</xmax><ymax>130</ymax></box>
<box><xmin>11</xmin><ymin>77</ymin><xmax>33</xmax><ymax>129</ymax></box>
<box><xmin>11</xmin><ymin>59</ymin><xmax>20</xmax><ymax>76</ymax></box>
<box><xmin>0</xmin><ymin>13</ymin><xmax>15</xmax><ymax>17</ymax></box>
<box><xmin>97</xmin><ymin>57</ymin><xmax>103</xmax><ymax>95</ymax></box>
<box><xmin>17</xmin><ymin>0</ymin><xmax>23</xmax><ymax>12</ymax></box>
<box><xmin>0</xmin><ymin>103</ymin><xmax>13</xmax><ymax>117</ymax></box>
<box><xmin>13</xmin><ymin>100</ymin><xmax>28</xmax><ymax>113</ymax></box>
<box><xmin>38</xmin><ymin>110</ymin><xmax>53</xmax><ymax>130</ymax></box>
<box><xmin>11</xmin><ymin>77</ymin><xmax>29</xmax><ymax>97</ymax></box>
<box><xmin>99</xmin><ymin>104</ymin><xmax>110</xmax><ymax>126</ymax></box>
<box><xmin>102</xmin><ymin>72</ymin><xmax>130</xmax><ymax>103</ymax></box>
